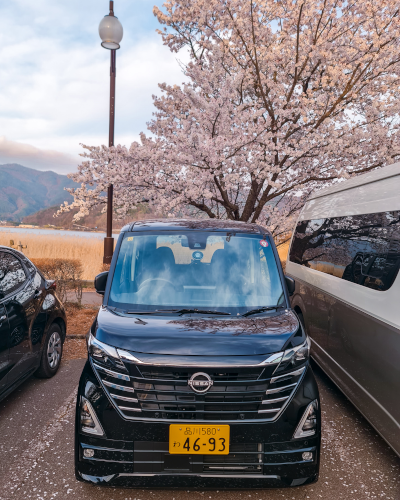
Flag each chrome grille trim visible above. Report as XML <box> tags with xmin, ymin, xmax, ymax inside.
<box><xmin>258</xmin><ymin>366</ymin><xmax>306</xmax><ymax>416</ymax></box>
<box><xmin>116</xmin><ymin>351</ymin><xmax>285</xmax><ymax>367</ymax></box>
<box><xmin>92</xmin><ymin>363</ymin><xmax>130</xmax><ymax>381</ymax></box>
<box><xmin>261</xmin><ymin>396</ymin><xmax>289</xmax><ymax>404</ymax></box>
<box><xmin>103</xmin><ymin>380</ymin><xmax>135</xmax><ymax>393</ymax></box>
<box><xmin>118</xmin><ymin>406</ymin><xmax>142</xmax><ymax>412</ymax></box>
<box><xmin>207</xmin><ymin>464</ymin><xmax>261</xmax><ymax>470</ymax></box>
<box><xmin>110</xmin><ymin>393</ymin><xmax>138</xmax><ymax>403</ymax></box>
<box><xmin>271</xmin><ymin>367</ymin><xmax>305</xmax><ymax>383</ymax></box>
<box><xmin>257</xmin><ymin>408</ymin><xmax>280</xmax><ymax>414</ymax></box>
<box><xmin>118</xmin><ymin>473</ymin><xmax>281</xmax><ymax>479</ymax></box>
<box><xmin>266</xmin><ymin>382</ymin><xmax>297</xmax><ymax>394</ymax></box>
<box><xmin>91</xmin><ymin>360</ymin><xmax>142</xmax><ymax>417</ymax></box>
<box><xmin>130</xmin><ymin>386</ymin><xmax>266</xmax><ymax>395</ymax></box>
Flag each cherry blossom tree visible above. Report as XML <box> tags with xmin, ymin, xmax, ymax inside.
<box><xmin>60</xmin><ymin>0</ymin><xmax>400</xmax><ymax>238</ymax></box>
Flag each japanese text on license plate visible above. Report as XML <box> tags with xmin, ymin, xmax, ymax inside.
<box><xmin>169</xmin><ymin>425</ymin><xmax>230</xmax><ymax>455</ymax></box>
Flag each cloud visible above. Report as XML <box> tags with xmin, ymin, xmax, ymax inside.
<box><xmin>0</xmin><ymin>137</ymin><xmax>78</xmax><ymax>174</ymax></box>
<box><xmin>0</xmin><ymin>0</ymin><xmax>188</xmax><ymax>174</ymax></box>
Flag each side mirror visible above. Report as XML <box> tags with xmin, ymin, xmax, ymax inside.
<box><xmin>285</xmin><ymin>275</ymin><xmax>295</xmax><ymax>296</ymax></box>
<box><xmin>94</xmin><ymin>271</ymin><xmax>109</xmax><ymax>296</ymax></box>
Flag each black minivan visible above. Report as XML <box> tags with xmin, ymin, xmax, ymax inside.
<box><xmin>75</xmin><ymin>219</ymin><xmax>320</xmax><ymax>488</ymax></box>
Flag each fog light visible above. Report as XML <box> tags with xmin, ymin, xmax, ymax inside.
<box><xmin>83</xmin><ymin>448</ymin><xmax>95</xmax><ymax>458</ymax></box>
<box><xmin>80</xmin><ymin>397</ymin><xmax>105</xmax><ymax>436</ymax></box>
<box><xmin>293</xmin><ymin>400</ymin><xmax>318</xmax><ymax>439</ymax></box>
<box><xmin>302</xmin><ymin>451</ymin><xmax>313</xmax><ymax>461</ymax></box>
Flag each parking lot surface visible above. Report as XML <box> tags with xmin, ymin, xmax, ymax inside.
<box><xmin>0</xmin><ymin>359</ymin><xmax>399</xmax><ymax>500</ymax></box>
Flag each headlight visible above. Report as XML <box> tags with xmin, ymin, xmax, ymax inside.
<box><xmin>273</xmin><ymin>337</ymin><xmax>310</xmax><ymax>375</ymax></box>
<box><xmin>87</xmin><ymin>332</ymin><xmax>127</xmax><ymax>372</ymax></box>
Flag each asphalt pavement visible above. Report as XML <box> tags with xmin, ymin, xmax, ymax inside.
<box><xmin>0</xmin><ymin>360</ymin><xmax>399</xmax><ymax>500</ymax></box>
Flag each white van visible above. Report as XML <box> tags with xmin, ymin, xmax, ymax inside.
<box><xmin>286</xmin><ymin>162</ymin><xmax>400</xmax><ymax>457</ymax></box>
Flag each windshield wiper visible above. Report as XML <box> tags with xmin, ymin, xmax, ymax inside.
<box><xmin>241</xmin><ymin>305</ymin><xmax>285</xmax><ymax>317</ymax></box>
<box><xmin>118</xmin><ymin>309</ymin><xmax>230</xmax><ymax>316</ymax></box>
<box><xmin>175</xmin><ymin>308</ymin><xmax>231</xmax><ymax>316</ymax></box>
<box><xmin>119</xmin><ymin>310</ymin><xmax>165</xmax><ymax>315</ymax></box>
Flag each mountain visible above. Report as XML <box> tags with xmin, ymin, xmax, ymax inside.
<box><xmin>0</xmin><ymin>164</ymin><xmax>79</xmax><ymax>221</ymax></box>
<box><xmin>22</xmin><ymin>205</ymin><xmax>147</xmax><ymax>231</ymax></box>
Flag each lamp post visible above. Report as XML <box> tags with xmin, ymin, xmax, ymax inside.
<box><xmin>99</xmin><ymin>1</ymin><xmax>123</xmax><ymax>264</ymax></box>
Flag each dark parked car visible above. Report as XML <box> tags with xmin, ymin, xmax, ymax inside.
<box><xmin>0</xmin><ymin>246</ymin><xmax>67</xmax><ymax>400</ymax></box>
<box><xmin>75</xmin><ymin>219</ymin><xmax>320</xmax><ymax>488</ymax></box>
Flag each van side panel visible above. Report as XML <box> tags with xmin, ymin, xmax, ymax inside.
<box><xmin>328</xmin><ymin>293</ymin><xmax>400</xmax><ymax>435</ymax></box>
<box><xmin>289</xmin><ymin>274</ymin><xmax>400</xmax><ymax>457</ymax></box>
<box><xmin>286</xmin><ymin>260</ymin><xmax>400</xmax><ymax>332</ymax></box>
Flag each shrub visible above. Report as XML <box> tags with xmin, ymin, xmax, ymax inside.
<box><xmin>32</xmin><ymin>258</ymin><xmax>83</xmax><ymax>304</ymax></box>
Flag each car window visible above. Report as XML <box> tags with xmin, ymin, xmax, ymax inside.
<box><xmin>19</xmin><ymin>254</ymin><xmax>36</xmax><ymax>277</ymax></box>
<box><xmin>109</xmin><ymin>232</ymin><xmax>284</xmax><ymax>313</ymax></box>
<box><xmin>289</xmin><ymin>210</ymin><xmax>400</xmax><ymax>291</ymax></box>
<box><xmin>0</xmin><ymin>252</ymin><xmax>27</xmax><ymax>299</ymax></box>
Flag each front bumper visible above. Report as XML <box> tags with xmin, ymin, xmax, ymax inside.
<box><xmin>75</xmin><ymin>360</ymin><xmax>321</xmax><ymax>488</ymax></box>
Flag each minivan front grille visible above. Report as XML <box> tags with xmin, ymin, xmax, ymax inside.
<box><xmin>140</xmin><ymin>369</ymin><xmax>265</xmax><ymax>381</ymax></box>
<box><xmin>92</xmin><ymin>361</ymin><xmax>305</xmax><ymax>422</ymax></box>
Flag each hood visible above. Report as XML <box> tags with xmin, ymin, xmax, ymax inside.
<box><xmin>94</xmin><ymin>308</ymin><xmax>299</xmax><ymax>357</ymax></box>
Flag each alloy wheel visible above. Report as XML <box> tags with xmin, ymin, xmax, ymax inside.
<box><xmin>47</xmin><ymin>331</ymin><xmax>61</xmax><ymax>369</ymax></box>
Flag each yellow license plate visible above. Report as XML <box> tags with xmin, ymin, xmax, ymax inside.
<box><xmin>169</xmin><ymin>425</ymin><xmax>230</xmax><ymax>455</ymax></box>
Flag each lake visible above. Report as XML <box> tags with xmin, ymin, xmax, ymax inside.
<box><xmin>0</xmin><ymin>227</ymin><xmax>120</xmax><ymax>239</ymax></box>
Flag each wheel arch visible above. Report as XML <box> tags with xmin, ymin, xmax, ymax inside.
<box><xmin>51</xmin><ymin>316</ymin><xmax>66</xmax><ymax>342</ymax></box>
<box><xmin>290</xmin><ymin>293</ymin><xmax>308</xmax><ymax>330</ymax></box>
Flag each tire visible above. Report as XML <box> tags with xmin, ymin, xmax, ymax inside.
<box><xmin>35</xmin><ymin>324</ymin><xmax>63</xmax><ymax>378</ymax></box>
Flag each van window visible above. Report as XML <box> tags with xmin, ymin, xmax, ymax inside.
<box><xmin>289</xmin><ymin>211</ymin><xmax>400</xmax><ymax>291</ymax></box>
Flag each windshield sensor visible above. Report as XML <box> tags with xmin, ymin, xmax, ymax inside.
<box><xmin>241</xmin><ymin>306</ymin><xmax>285</xmax><ymax>317</ymax></box>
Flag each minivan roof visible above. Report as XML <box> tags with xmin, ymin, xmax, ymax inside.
<box><xmin>300</xmin><ymin>161</ymin><xmax>400</xmax><ymax>220</ymax></box>
<box><xmin>121</xmin><ymin>218</ymin><xmax>267</xmax><ymax>234</ymax></box>
<box><xmin>309</xmin><ymin>162</ymin><xmax>400</xmax><ymax>201</ymax></box>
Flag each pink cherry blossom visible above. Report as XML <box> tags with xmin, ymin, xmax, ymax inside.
<box><xmin>59</xmin><ymin>0</ymin><xmax>400</xmax><ymax>239</ymax></box>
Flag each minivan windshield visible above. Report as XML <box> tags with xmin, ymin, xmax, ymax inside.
<box><xmin>108</xmin><ymin>231</ymin><xmax>284</xmax><ymax>314</ymax></box>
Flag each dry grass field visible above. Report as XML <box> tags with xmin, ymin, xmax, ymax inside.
<box><xmin>0</xmin><ymin>232</ymin><xmax>104</xmax><ymax>280</ymax></box>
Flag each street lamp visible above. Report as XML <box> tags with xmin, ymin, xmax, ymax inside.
<box><xmin>99</xmin><ymin>0</ymin><xmax>123</xmax><ymax>264</ymax></box>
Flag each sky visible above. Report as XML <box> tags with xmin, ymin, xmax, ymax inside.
<box><xmin>0</xmin><ymin>0</ymin><xmax>188</xmax><ymax>174</ymax></box>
